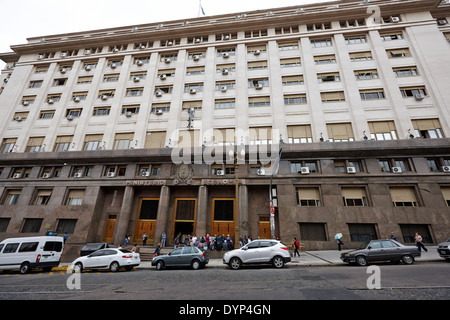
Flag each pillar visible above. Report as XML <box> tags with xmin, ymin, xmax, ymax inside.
<box><xmin>112</xmin><ymin>186</ymin><xmax>134</xmax><ymax>245</ymax></box>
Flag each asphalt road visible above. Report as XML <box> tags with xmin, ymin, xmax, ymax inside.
<box><xmin>1</xmin><ymin>261</ymin><xmax>449</xmax><ymax>302</ymax></box>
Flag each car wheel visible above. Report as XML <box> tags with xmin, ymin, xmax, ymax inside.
<box><xmin>229</xmin><ymin>257</ymin><xmax>242</xmax><ymax>270</ymax></box>
<box><xmin>19</xmin><ymin>262</ymin><xmax>31</xmax><ymax>274</ymax></box>
<box><xmin>155</xmin><ymin>260</ymin><xmax>165</xmax><ymax>271</ymax></box>
<box><xmin>401</xmin><ymin>254</ymin><xmax>414</xmax><ymax>265</ymax></box>
<box><xmin>356</xmin><ymin>255</ymin><xmax>368</xmax><ymax>267</ymax></box>
<box><xmin>272</xmin><ymin>256</ymin><xmax>285</xmax><ymax>269</ymax></box>
<box><xmin>109</xmin><ymin>261</ymin><xmax>120</xmax><ymax>272</ymax></box>
<box><xmin>73</xmin><ymin>263</ymin><xmax>83</xmax><ymax>273</ymax></box>
<box><xmin>192</xmin><ymin>259</ymin><xmax>202</xmax><ymax>270</ymax></box>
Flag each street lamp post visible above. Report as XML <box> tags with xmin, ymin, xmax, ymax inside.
<box><xmin>230</xmin><ymin>148</ymin><xmax>245</xmax><ymax>249</ymax></box>
<box><xmin>269</xmin><ymin>148</ymin><xmax>282</xmax><ymax>240</ymax></box>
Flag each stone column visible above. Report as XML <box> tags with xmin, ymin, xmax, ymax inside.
<box><xmin>195</xmin><ymin>185</ymin><xmax>208</xmax><ymax>237</ymax></box>
<box><xmin>154</xmin><ymin>186</ymin><xmax>171</xmax><ymax>245</ymax></box>
<box><xmin>239</xmin><ymin>185</ymin><xmax>249</xmax><ymax>237</ymax></box>
<box><xmin>112</xmin><ymin>186</ymin><xmax>134</xmax><ymax>245</ymax></box>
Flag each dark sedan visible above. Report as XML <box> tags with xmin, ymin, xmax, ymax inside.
<box><xmin>151</xmin><ymin>246</ymin><xmax>209</xmax><ymax>270</ymax></box>
<box><xmin>340</xmin><ymin>239</ymin><xmax>421</xmax><ymax>266</ymax></box>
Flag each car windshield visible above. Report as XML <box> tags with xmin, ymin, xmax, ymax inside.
<box><xmin>119</xmin><ymin>249</ymin><xmax>132</xmax><ymax>253</ymax></box>
<box><xmin>358</xmin><ymin>242</ymin><xmax>370</xmax><ymax>249</ymax></box>
<box><xmin>446</xmin><ymin>238</ymin><xmax>450</xmax><ymax>243</ymax></box>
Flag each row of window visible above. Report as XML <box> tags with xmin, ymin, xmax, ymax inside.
<box><xmin>1</xmin><ymin>117</ymin><xmax>446</xmax><ymax>153</ymax></box>
<box><xmin>296</xmin><ymin>186</ymin><xmax>450</xmax><ymax>208</ymax></box>
<box><xmin>0</xmin><ymin>217</ymin><xmax>77</xmax><ymax>235</ymax></box>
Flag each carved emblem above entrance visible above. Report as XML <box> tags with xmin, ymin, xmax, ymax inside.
<box><xmin>174</xmin><ymin>164</ymin><xmax>193</xmax><ymax>185</ymax></box>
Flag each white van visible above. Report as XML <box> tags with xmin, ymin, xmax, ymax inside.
<box><xmin>0</xmin><ymin>236</ymin><xmax>64</xmax><ymax>274</ymax></box>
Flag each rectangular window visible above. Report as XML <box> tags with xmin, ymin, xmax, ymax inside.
<box><xmin>28</xmin><ymin>81</ymin><xmax>43</xmax><ymax>88</ymax></box>
<box><xmin>297</xmin><ymin>188</ymin><xmax>321</xmax><ymax>207</ymax></box>
<box><xmin>278</xmin><ymin>42</ymin><xmax>299</xmax><ymax>51</ymax></box>
<box><xmin>345</xmin><ymin>35</ymin><xmax>367</xmax><ymax>44</ymax></box>
<box><xmin>412</xmin><ymin>119</ymin><xmax>444</xmax><ymax>139</ymax></box>
<box><xmin>65</xmin><ymin>189</ymin><xmax>85</xmax><ymax>206</ymax></box>
<box><xmin>399</xmin><ymin>224</ymin><xmax>432</xmax><ymax>243</ymax></box>
<box><xmin>354</xmin><ymin>70</ymin><xmax>379</xmax><ymax>80</ymax></box>
<box><xmin>314</xmin><ymin>55</ymin><xmax>336</xmax><ymax>64</ymax></box>
<box><xmin>83</xmin><ymin>134</ymin><xmax>104</xmax><ymax>151</ymax></box>
<box><xmin>368</xmin><ymin>121</ymin><xmax>398</xmax><ymax>141</ymax></box>
<box><xmin>390</xmin><ymin>187</ymin><xmax>418</xmax><ymax>207</ymax></box>
<box><xmin>103</xmin><ymin>74</ymin><xmax>120</xmax><ymax>82</ymax></box>
<box><xmin>287</xmin><ymin>125</ymin><xmax>313</xmax><ymax>144</ymax></box>
<box><xmin>321</xmin><ymin>91</ymin><xmax>345</xmax><ymax>102</ymax></box>
<box><xmin>0</xmin><ymin>218</ymin><xmax>10</xmax><ymax>232</ymax></box>
<box><xmin>349</xmin><ymin>52</ymin><xmax>373</xmax><ymax>61</ymax></box>
<box><xmin>327</xmin><ymin>123</ymin><xmax>355</xmax><ymax>142</ymax></box>
<box><xmin>387</xmin><ymin>48</ymin><xmax>411</xmax><ymax>58</ymax></box>
<box><xmin>249</xmin><ymin>127</ymin><xmax>272</xmax><ymax>145</ymax></box>
<box><xmin>114</xmin><ymin>133</ymin><xmax>134</xmax><ymax>150</ymax></box>
<box><xmin>284</xmin><ymin>94</ymin><xmax>307</xmax><ymax>105</ymax></box>
<box><xmin>186</xmin><ymin>66</ymin><xmax>205</xmax><ymax>76</ymax></box>
<box><xmin>2</xmin><ymin>189</ymin><xmax>21</xmax><ymax>205</ymax></box>
<box><xmin>248</xmin><ymin>96</ymin><xmax>270</xmax><ymax>107</ymax></box>
<box><xmin>39</xmin><ymin>110</ymin><xmax>55</xmax><ymax>119</ymax></box>
<box><xmin>53</xmin><ymin>136</ymin><xmax>73</xmax><ymax>152</ymax></box>
<box><xmin>214</xmin><ymin>99</ymin><xmax>235</xmax><ymax>109</ymax></box>
<box><xmin>299</xmin><ymin>223</ymin><xmax>327</xmax><ymax>241</ymax></box>
<box><xmin>77</xmin><ymin>76</ymin><xmax>93</xmax><ymax>85</ymax></box>
<box><xmin>214</xmin><ymin>200</ymin><xmax>234</xmax><ymax>221</ymax></box>
<box><xmin>342</xmin><ymin>187</ymin><xmax>368</xmax><ymax>207</ymax></box>
<box><xmin>380</xmin><ymin>32</ymin><xmax>403</xmax><ymax>41</ymax></box>
<box><xmin>311</xmin><ymin>39</ymin><xmax>332</xmax><ymax>47</ymax></box>
<box><xmin>440</xmin><ymin>187</ymin><xmax>450</xmax><ymax>206</ymax></box>
<box><xmin>291</xmin><ymin>161</ymin><xmax>317</xmax><ymax>174</ymax></box>
<box><xmin>33</xmin><ymin>189</ymin><xmax>52</xmax><ymax>206</ymax></box>
<box><xmin>247</xmin><ymin>45</ymin><xmax>267</xmax><ymax>54</ymax></box>
<box><xmin>247</xmin><ymin>61</ymin><xmax>268</xmax><ymax>70</ymax></box>
<box><xmin>282</xmin><ymin>75</ymin><xmax>304</xmax><ymax>85</ymax></box>
<box><xmin>280</xmin><ymin>58</ymin><xmax>301</xmax><ymax>67</ymax></box>
<box><xmin>26</xmin><ymin>137</ymin><xmax>44</xmax><ymax>153</ymax></box>
<box><xmin>393</xmin><ymin>67</ymin><xmax>418</xmax><ymax>77</ymax></box>
<box><xmin>318</xmin><ymin>72</ymin><xmax>340</xmax><ymax>82</ymax></box>
<box><xmin>56</xmin><ymin>219</ymin><xmax>77</xmax><ymax>234</ymax></box>
<box><xmin>212</xmin><ymin>128</ymin><xmax>235</xmax><ymax>146</ymax></box>
<box><xmin>400</xmin><ymin>86</ymin><xmax>426</xmax><ymax>98</ymax></box>
<box><xmin>1</xmin><ymin>138</ymin><xmax>17</xmax><ymax>153</ymax></box>
<box><xmin>53</xmin><ymin>78</ymin><xmax>67</xmax><ymax>86</ymax></box>
<box><xmin>21</xmin><ymin>219</ymin><xmax>43</xmax><ymax>233</ymax></box>
<box><xmin>348</xmin><ymin>224</ymin><xmax>378</xmax><ymax>242</ymax></box>
<box><xmin>93</xmin><ymin>107</ymin><xmax>111</xmax><ymax>116</ymax></box>
<box><xmin>126</xmin><ymin>88</ymin><xmax>144</xmax><ymax>97</ymax></box>
<box><xmin>139</xmin><ymin>200</ymin><xmax>159</xmax><ymax>220</ymax></box>
<box><xmin>360</xmin><ymin>89</ymin><xmax>385</xmax><ymax>100</ymax></box>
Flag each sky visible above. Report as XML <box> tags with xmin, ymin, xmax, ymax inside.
<box><xmin>0</xmin><ymin>0</ymin><xmax>337</xmax><ymax>69</ymax></box>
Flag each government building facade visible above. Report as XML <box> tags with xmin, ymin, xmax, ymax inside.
<box><xmin>1</xmin><ymin>0</ymin><xmax>450</xmax><ymax>257</ymax></box>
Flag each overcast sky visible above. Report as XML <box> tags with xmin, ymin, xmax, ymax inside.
<box><xmin>0</xmin><ymin>0</ymin><xmax>336</xmax><ymax>69</ymax></box>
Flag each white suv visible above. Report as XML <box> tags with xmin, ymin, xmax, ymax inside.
<box><xmin>223</xmin><ymin>239</ymin><xmax>291</xmax><ymax>270</ymax></box>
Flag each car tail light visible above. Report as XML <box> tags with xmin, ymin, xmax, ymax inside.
<box><xmin>280</xmin><ymin>246</ymin><xmax>289</xmax><ymax>251</ymax></box>
<box><xmin>36</xmin><ymin>254</ymin><xmax>41</xmax><ymax>262</ymax></box>
<box><xmin>122</xmin><ymin>254</ymin><xmax>133</xmax><ymax>259</ymax></box>
<box><xmin>202</xmin><ymin>252</ymin><xmax>205</xmax><ymax>258</ymax></box>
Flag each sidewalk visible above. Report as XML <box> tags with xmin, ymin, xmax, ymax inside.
<box><xmin>55</xmin><ymin>246</ymin><xmax>443</xmax><ymax>271</ymax></box>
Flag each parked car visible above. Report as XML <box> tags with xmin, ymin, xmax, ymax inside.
<box><xmin>437</xmin><ymin>238</ymin><xmax>450</xmax><ymax>261</ymax></box>
<box><xmin>0</xmin><ymin>236</ymin><xmax>64</xmax><ymax>274</ymax></box>
<box><xmin>340</xmin><ymin>239</ymin><xmax>421</xmax><ymax>266</ymax></box>
<box><xmin>223</xmin><ymin>239</ymin><xmax>291</xmax><ymax>270</ymax></box>
<box><xmin>152</xmin><ymin>246</ymin><xmax>209</xmax><ymax>270</ymax></box>
<box><xmin>80</xmin><ymin>243</ymin><xmax>110</xmax><ymax>256</ymax></box>
<box><xmin>71</xmin><ymin>248</ymin><xmax>140</xmax><ymax>272</ymax></box>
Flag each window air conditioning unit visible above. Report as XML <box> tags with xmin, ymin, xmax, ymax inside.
<box><xmin>140</xmin><ymin>45</ymin><xmax>147</xmax><ymax>50</ymax></box>
<box><xmin>37</xmin><ymin>55</ymin><xmax>44</xmax><ymax>60</ymax></box>
<box><xmin>190</xmin><ymin>89</ymin><xmax>197</xmax><ymax>94</ymax></box>
<box><xmin>84</xmin><ymin>65</ymin><xmax>92</xmax><ymax>71</ymax></box>
<box><xmin>136</xmin><ymin>60</ymin><xmax>143</xmax><ymax>66</ymax></box>
<box><xmin>216</xmin><ymin>170</ymin><xmax>225</xmax><ymax>176</ymax></box>
<box><xmin>257</xmin><ymin>169</ymin><xmax>266</xmax><ymax>176</ymax></box>
<box><xmin>47</xmin><ymin>99</ymin><xmax>54</xmax><ymax>104</ymax></box>
<box><xmin>159</xmin><ymin>74</ymin><xmax>167</xmax><ymax>80</ymax></box>
<box><xmin>414</xmin><ymin>93</ymin><xmax>425</xmax><ymax>100</ymax></box>
<box><xmin>60</xmin><ymin>52</ymin><xmax>67</xmax><ymax>58</ymax></box>
<box><xmin>67</xmin><ymin>115</ymin><xmax>74</xmax><ymax>121</ymax></box>
<box><xmin>125</xmin><ymin>111</ymin><xmax>133</xmax><ymax>117</ymax></box>
<box><xmin>74</xmin><ymin>97</ymin><xmax>81</xmax><ymax>103</ymax></box>
<box><xmin>222</xmin><ymin>69</ymin><xmax>229</xmax><ymax>75</ymax></box>
<box><xmin>43</xmin><ymin>173</ymin><xmax>51</xmax><ymax>179</ymax></box>
<box><xmin>254</xmin><ymin>50</ymin><xmax>261</xmax><ymax>56</ymax></box>
<box><xmin>141</xmin><ymin>171</ymin><xmax>150</xmax><ymax>177</ymax></box>
<box><xmin>101</xmin><ymin>95</ymin><xmax>108</xmax><ymax>101</ymax></box>
<box><xmin>133</xmin><ymin>77</ymin><xmax>140</xmax><ymax>82</ymax></box>
<box><xmin>255</xmin><ymin>84</ymin><xmax>263</xmax><ymax>90</ymax></box>
<box><xmin>107</xmin><ymin>172</ymin><xmax>116</xmax><ymax>178</ymax></box>
<box><xmin>84</xmin><ymin>50</ymin><xmax>91</xmax><ymax>55</ymax></box>
<box><xmin>193</xmin><ymin>55</ymin><xmax>200</xmax><ymax>61</ymax></box>
<box><xmin>390</xmin><ymin>16</ymin><xmax>400</xmax><ymax>23</ymax></box>
<box><xmin>195</xmin><ymin>38</ymin><xmax>201</xmax><ymax>43</ymax></box>
<box><xmin>13</xmin><ymin>173</ymin><xmax>22</xmax><ymax>179</ymax></box>
<box><xmin>441</xmin><ymin>166</ymin><xmax>450</xmax><ymax>173</ymax></box>
<box><xmin>155</xmin><ymin>109</ymin><xmax>164</xmax><ymax>115</ymax></box>
<box><xmin>156</xmin><ymin>91</ymin><xmax>163</xmax><ymax>97</ymax></box>
<box><xmin>22</xmin><ymin>101</ymin><xmax>30</xmax><ymax>106</ymax></box>
<box><xmin>112</xmin><ymin>48</ymin><xmax>119</xmax><ymax>53</ymax></box>
<box><xmin>392</xmin><ymin>167</ymin><xmax>402</xmax><ymax>173</ymax></box>
<box><xmin>167</xmin><ymin>41</ymin><xmax>173</xmax><ymax>46</ymax></box>
<box><xmin>300</xmin><ymin>167</ymin><xmax>310</xmax><ymax>174</ymax></box>
<box><xmin>74</xmin><ymin>172</ymin><xmax>83</xmax><ymax>178</ymax></box>
<box><xmin>222</xmin><ymin>53</ymin><xmax>230</xmax><ymax>58</ymax></box>
<box><xmin>347</xmin><ymin>167</ymin><xmax>357</xmax><ymax>174</ymax></box>
<box><xmin>110</xmin><ymin>63</ymin><xmax>117</xmax><ymax>69</ymax></box>
<box><xmin>14</xmin><ymin>116</ymin><xmax>24</xmax><ymax>122</ymax></box>
<box><xmin>437</xmin><ymin>19</ymin><xmax>448</xmax><ymax>26</ymax></box>
<box><xmin>223</xmin><ymin>35</ymin><xmax>230</xmax><ymax>40</ymax></box>
<box><xmin>164</xmin><ymin>58</ymin><xmax>171</xmax><ymax>63</ymax></box>
<box><xmin>60</xmin><ymin>68</ymin><xmax>66</xmax><ymax>74</ymax></box>
<box><xmin>221</xmin><ymin>86</ymin><xmax>228</xmax><ymax>92</ymax></box>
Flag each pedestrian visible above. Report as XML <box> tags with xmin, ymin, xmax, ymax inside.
<box><xmin>161</xmin><ymin>232</ymin><xmax>166</xmax><ymax>248</ymax></box>
<box><xmin>131</xmin><ymin>244</ymin><xmax>138</xmax><ymax>252</ymax></box>
<box><xmin>293</xmin><ymin>237</ymin><xmax>301</xmax><ymax>257</ymax></box>
<box><xmin>174</xmin><ymin>234</ymin><xmax>180</xmax><ymax>248</ymax></box>
<box><xmin>63</xmin><ymin>232</ymin><xmax>68</xmax><ymax>244</ymax></box>
<box><xmin>124</xmin><ymin>233</ymin><xmax>130</xmax><ymax>246</ymax></box>
<box><xmin>337</xmin><ymin>238</ymin><xmax>344</xmax><ymax>251</ymax></box>
<box><xmin>154</xmin><ymin>243</ymin><xmax>161</xmax><ymax>258</ymax></box>
<box><xmin>390</xmin><ymin>232</ymin><xmax>398</xmax><ymax>241</ymax></box>
<box><xmin>142</xmin><ymin>233</ymin><xmax>148</xmax><ymax>246</ymax></box>
<box><xmin>415</xmin><ymin>232</ymin><xmax>428</xmax><ymax>252</ymax></box>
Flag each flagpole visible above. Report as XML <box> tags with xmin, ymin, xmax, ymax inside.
<box><xmin>198</xmin><ymin>0</ymin><xmax>202</xmax><ymax>18</ymax></box>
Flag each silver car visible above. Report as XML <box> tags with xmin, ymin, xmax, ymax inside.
<box><xmin>437</xmin><ymin>238</ymin><xmax>450</xmax><ymax>261</ymax></box>
<box><xmin>223</xmin><ymin>239</ymin><xmax>291</xmax><ymax>270</ymax></box>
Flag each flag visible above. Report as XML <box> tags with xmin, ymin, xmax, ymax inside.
<box><xmin>199</xmin><ymin>0</ymin><xmax>206</xmax><ymax>16</ymax></box>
